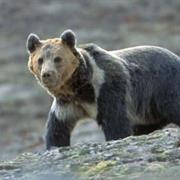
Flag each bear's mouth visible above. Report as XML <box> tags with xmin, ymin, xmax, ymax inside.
<box><xmin>41</xmin><ymin>78</ymin><xmax>58</xmax><ymax>88</ymax></box>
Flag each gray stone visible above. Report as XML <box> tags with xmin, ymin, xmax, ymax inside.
<box><xmin>0</xmin><ymin>128</ymin><xmax>180</xmax><ymax>180</ymax></box>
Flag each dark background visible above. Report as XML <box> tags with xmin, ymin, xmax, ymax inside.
<box><xmin>0</xmin><ymin>0</ymin><xmax>180</xmax><ymax>160</ymax></box>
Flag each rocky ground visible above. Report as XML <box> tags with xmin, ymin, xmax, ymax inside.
<box><xmin>0</xmin><ymin>128</ymin><xmax>180</xmax><ymax>180</ymax></box>
<box><xmin>0</xmin><ymin>0</ymin><xmax>180</xmax><ymax>178</ymax></box>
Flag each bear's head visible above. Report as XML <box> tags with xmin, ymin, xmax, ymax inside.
<box><xmin>26</xmin><ymin>30</ymin><xmax>83</xmax><ymax>97</ymax></box>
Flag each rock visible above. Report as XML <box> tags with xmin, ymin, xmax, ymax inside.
<box><xmin>0</xmin><ymin>128</ymin><xmax>180</xmax><ymax>180</ymax></box>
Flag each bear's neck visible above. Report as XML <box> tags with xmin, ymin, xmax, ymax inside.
<box><xmin>55</xmin><ymin>49</ymin><xmax>95</xmax><ymax>104</ymax></box>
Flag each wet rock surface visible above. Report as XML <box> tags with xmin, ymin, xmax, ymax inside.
<box><xmin>0</xmin><ymin>128</ymin><xmax>180</xmax><ymax>180</ymax></box>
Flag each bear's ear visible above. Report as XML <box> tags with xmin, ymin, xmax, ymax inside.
<box><xmin>60</xmin><ymin>29</ymin><xmax>76</xmax><ymax>48</ymax></box>
<box><xmin>26</xmin><ymin>33</ymin><xmax>41</xmax><ymax>54</ymax></box>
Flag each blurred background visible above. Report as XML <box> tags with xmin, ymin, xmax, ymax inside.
<box><xmin>0</xmin><ymin>0</ymin><xmax>180</xmax><ymax>161</ymax></box>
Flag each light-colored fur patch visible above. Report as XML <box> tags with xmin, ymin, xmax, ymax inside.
<box><xmin>81</xmin><ymin>103</ymin><xmax>97</xmax><ymax>120</ymax></box>
<box><xmin>52</xmin><ymin>99</ymin><xmax>85</xmax><ymax>122</ymax></box>
<box><xmin>79</xmin><ymin>53</ymin><xmax>105</xmax><ymax>120</ymax></box>
<box><xmin>87</xmin><ymin>53</ymin><xmax>105</xmax><ymax>99</ymax></box>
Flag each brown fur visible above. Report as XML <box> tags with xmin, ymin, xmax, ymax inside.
<box><xmin>28</xmin><ymin>38</ymin><xmax>80</xmax><ymax>97</ymax></box>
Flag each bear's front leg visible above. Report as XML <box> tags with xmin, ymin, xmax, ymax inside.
<box><xmin>45</xmin><ymin>99</ymin><xmax>83</xmax><ymax>150</ymax></box>
<box><xmin>45</xmin><ymin>111</ymin><xmax>73</xmax><ymax>150</ymax></box>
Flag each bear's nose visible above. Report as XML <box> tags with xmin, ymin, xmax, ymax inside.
<box><xmin>42</xmin><ymin>71</ymin><xmax>55</xmax><ymax>80</ymax></box>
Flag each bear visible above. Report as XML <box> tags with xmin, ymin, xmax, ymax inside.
<box><xmin>26</xmin><ymin>29</ymin><xmax>180</xmax><ymax>149</ymax></box>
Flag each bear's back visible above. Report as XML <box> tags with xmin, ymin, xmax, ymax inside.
<box><xmin>111</xmin><ymin>45</ymin><xmax>180</xmax><ymax>86</ymax></box>
<box><xmin>111</xmin><ymin>46</ymin><xmax>180</xmax><ymax>66</ymax></box>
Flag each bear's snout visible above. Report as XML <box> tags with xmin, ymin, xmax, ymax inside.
<box><xmin>42</xmin><ymin>71</ymin><xmax>54</xmax><ymax>79</ymax></box>
<box><xmin>41</xmin><ymin>71</ymin><xmax>57</xmax><ymax>86</ymax></box>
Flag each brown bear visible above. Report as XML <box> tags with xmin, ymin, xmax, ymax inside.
<box><xmin>26</xmin><ymin>30</ymin><xmax>180</xmax><ymax>149</ymax></box>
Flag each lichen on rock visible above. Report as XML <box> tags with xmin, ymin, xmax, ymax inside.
<box><xmin>0</xmin><ymin>128</ymin><xmax>180</xmax><ymax>180</ymax></box>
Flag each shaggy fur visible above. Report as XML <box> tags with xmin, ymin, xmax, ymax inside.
<box><xmin>27</xmin><ymin>30</ymin><xmax>180</xmax><ymax>149</ymax></box>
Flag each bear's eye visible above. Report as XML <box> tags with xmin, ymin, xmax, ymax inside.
<box><xmin>38</xmin><ymin>58</ymin><xmax>43</xmax><ymax>65</ymax></box>
<box><xmin>54</xmin><ymin>57</ymin><xmax>62</xmax><ymax>64</ymax></box>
